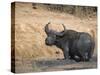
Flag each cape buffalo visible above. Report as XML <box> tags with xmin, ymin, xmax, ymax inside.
<box><xmin>45</xmin><ymin>22</ymin><xmax>95</xmax><ymax>62</ymax></box>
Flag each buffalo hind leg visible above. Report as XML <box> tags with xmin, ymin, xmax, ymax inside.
<box><xmin>70</xmin><ymin>55</ymin><xmax>81</xmax><ymax>62</ymax></box>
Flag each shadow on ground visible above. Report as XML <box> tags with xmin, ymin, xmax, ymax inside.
<box><xmin>32</xmin><ymin>56</ymin><xmax>97</xmax><ymax>72</ymax></box>
<box><xmin>14</xmin><ymin>55</ymin><xmax>97</xmax><ymax>73</ymax></box>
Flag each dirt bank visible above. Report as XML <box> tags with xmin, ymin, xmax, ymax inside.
<box><xmin>11</xmin><ymin>2</ymin><xmax>97</xmax><ymax>73</ymax></box>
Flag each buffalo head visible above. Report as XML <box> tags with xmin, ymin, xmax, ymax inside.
<box><xmin>45</xmin><ymin>22</ymin><xmax>66</xmax><ymax>46</ymax></box>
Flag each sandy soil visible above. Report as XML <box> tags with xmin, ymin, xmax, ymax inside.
<box><xmin>11</xmin><ymin>2</ymin><xmax>97</xmax><ymax>73</ymax></box>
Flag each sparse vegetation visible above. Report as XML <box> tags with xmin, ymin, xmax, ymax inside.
<box><xmin>33</xmin><ymin>3</ymin><xmax>97</xmax><ymax>18</ymax></box>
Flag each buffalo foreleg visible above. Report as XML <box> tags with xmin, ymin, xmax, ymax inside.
<box><xmin>63</xmin><ymin>43</ymin><xmax>69</xmax><ymax>60</ymax></box>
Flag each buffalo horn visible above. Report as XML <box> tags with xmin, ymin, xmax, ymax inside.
<box><xmin>45</xmin><ymin>22</ymin><xmax>51</xmax><ymax>33</ymax></box>
<box><xmin>55</xmin><ymin>24</ymin><xmax>66</xmax><ymax>36</ymax></box>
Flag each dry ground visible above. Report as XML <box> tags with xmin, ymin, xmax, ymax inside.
<box><xmin>11</xmin><ymin>2</ymin><xmax>97</xmax><ymax>73</ymax></box>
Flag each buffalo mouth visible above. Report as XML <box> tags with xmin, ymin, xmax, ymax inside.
<box><xmin>45</xmin><ymin>40</ymin><xmax>54</xmax><ymax>46</ymax></box>
<box><xmin>45</xmin><ymin>42</ymin><xmax>53</xmax><ymax>46</ymax></box>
